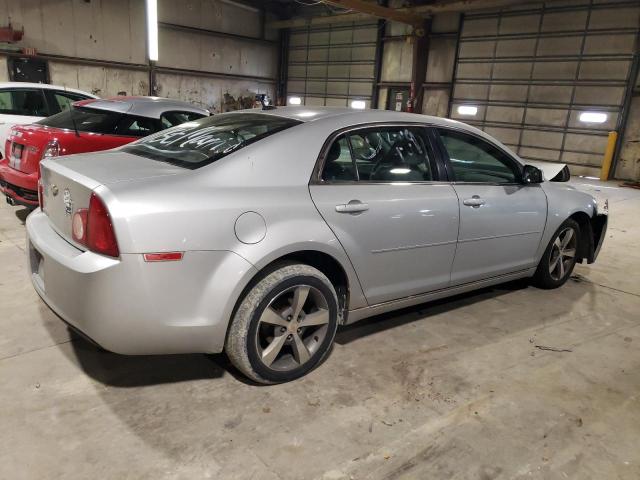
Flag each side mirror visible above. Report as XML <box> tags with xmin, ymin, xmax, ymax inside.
<box><xmin>522</xmin><ymin>165</ymin><xmax>543</xmax><ymax>184</ymax></box>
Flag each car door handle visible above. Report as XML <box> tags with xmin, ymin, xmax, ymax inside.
<box><xmin>335</xmin><ymin>201</ymin><xmax>369</xmax><ymax>213</ymax></box>
<box><xmin>463</xmin><ymin>196</ymin><xmax>485</xmax><ymax>208</ymax></box>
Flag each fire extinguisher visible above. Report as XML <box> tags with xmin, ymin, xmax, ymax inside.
<box><xmin>406</xmin><ymin>83</ymin><xmax>415</xmax><ymax>113</ymax></box>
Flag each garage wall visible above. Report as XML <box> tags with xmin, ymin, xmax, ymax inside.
<box><xmin>0</xmin><ymin>0</ymin><xmax>277</xmax><ymax>112</ymax></box>
<box><xmin>286</xmin><ymin>21</ymin><xmax>379</xmax><ymax>108</ymax></box>
<box><xmin>449</xmin><ymin>1</ymin><xmax>640</xmax><ymax>178</ymax></box>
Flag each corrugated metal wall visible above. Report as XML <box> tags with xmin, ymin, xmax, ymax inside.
<box><xmin>449</xmin><ymin>0</ymin><xmax>640</xmax><ymax>177</ymax></box>
<box><xmin>286</xmin><ymin>21</ymin><xmax>379</xmax><ymax>107</ymax></box>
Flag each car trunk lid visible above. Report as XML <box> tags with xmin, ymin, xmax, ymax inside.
<box><xmin>40</xmin><ymin>151</ymin><xmax>186</xmax><ymax>248</ymax></box>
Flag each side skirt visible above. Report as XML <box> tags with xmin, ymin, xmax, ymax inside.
<box><xmin>345</xmin><ymin>268</ymin><xmax>536</xmax><ymax>324</ymax></box>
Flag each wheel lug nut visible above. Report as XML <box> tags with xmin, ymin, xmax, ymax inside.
<box><xmin>297</xmin><ymin>328</ymin><xmax>301</xmax><ymax>333</ymax></box>
<box><xmin>287</xmin><ymin>334</ymin><xmax>293</xmax><ymax>340</ymax></box>
<box><xmin>287</xmin><ymin>315</ymin><xmax>292</xmax><ymax>320</ymax></box>
<box><xmin>280</xmin><ymin>327</ymin><xmax>286</xmax><ymax>333</ymax></box>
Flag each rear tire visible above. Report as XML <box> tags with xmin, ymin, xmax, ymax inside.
<box><xmin>532</xmin><ymin>218</ymin><xmax>580</xmax><ymax>289</ymax></box>
<box><xmin>225</xmin><ymin>263</ymin><xmax>339</xmax><ymax>384</ymax></box>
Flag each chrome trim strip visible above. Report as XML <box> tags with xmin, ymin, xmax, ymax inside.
<box><xmin>371</xmin><ymin>239</ymin><xmax>457</xmax><ymax>254</ymax></box>
<box><xmin>458</xmin><ymin>230</ymin><xmax>542</xmax><ymax>243</ymax></box>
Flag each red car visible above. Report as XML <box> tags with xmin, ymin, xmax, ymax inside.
<box><xmin>0</xmin><ymin>96</ymin><xmax>209</xmax><ymax>208</ymax></box>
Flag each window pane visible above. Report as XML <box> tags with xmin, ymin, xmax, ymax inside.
<box><xmin>37</xmin><ymin>106</ymin><xmax>122</xmax><ymax>133</ymax></box>
<box><xmin>115</xmin><ymin>115</ymin><xmax>158</xmax><ymax>137</ymax></box>
<box><xmin>160</xmin><ymin>111</ymin><xmax>206</xmax><ymax>129</ymax></box>
<box><xmin>0</xmin><ymin>89</ymin><xmax>46</xmax><ymax>116</ymax></box>
<box><xmin>349</xmin><ymin>127</ymin><xmax>433</xmax><ymax>182</ymax></box>
<box><xmin>438</xmin><ymin>129</ymin><xmax>519</xmax><ymax>183</ymax></box>
<box><xmin>122</xmin><ymin>113</ymin><xmax>301</xmax><ymax>169</ymax></box>
<box><xmin>322</xmin><ymin>135</ymin><xmax>356</xmax><ymax>181</ymax></box>
<box><xmin>51</xmin><ymin>92</ymin><xmax>87</xmax><ymax>114</ymax></box>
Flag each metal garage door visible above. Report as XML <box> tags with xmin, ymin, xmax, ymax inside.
<box><xmin>449</xmin><ymin>1</ymin><xmax>640</xmax><ymax>177</ymax></box>
<box><xmin>286</xmin><ymin>22</ymin><xmax>378</xmax><ymax>108</ymax></box>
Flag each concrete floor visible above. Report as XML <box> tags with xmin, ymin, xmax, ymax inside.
<box><xmin>0</xmin><ymin>179</ymin><xmax>639</xmax><ymax>480</ymax></box>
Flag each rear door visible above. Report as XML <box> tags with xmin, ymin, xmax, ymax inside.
<box><xmin>309</xmin><ymin>124</ymin><xmax>459</xmax><ymax>305</ymax></box>
<box><xmin>0</xmin><ymin>88</ymin><xmax>49</xmax><ymax>148</ymax></box>
<box><xmin>435</xmin><ymin>128</ymin><xmax>547</xmax><ymax>284</ymax></box>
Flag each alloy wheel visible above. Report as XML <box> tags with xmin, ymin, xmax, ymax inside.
<box><xmin>549</xmin><ymin>227</ymin><xmax>577</xmax><ymax>281</ymax></box>
<box><xmin>255</xmin><ymin>285</ymin><xmax>330</xmax><ymax>372</ymax></box>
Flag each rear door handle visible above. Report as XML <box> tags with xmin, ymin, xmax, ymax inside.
<box><xmin>463</xmin><ymin>195</ymin><xmax>485</xmax><ymax>208</ymax></box>
<box><xmin>336</xmin><ymin>200</ymin><xmax>369</xmax><ymax>213</ymax></box>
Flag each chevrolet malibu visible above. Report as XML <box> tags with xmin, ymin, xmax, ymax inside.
<box><xmin>26</xmin><ymin>107</ymin><xmax>608</xmax><ymax>384</ymax></box>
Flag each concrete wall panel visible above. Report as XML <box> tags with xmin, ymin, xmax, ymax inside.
<box><xmin>521</xmin><ymin>130</ymin><xmax>564</xmax><ymax>149</ymax></box>
<box><xmin>499</xmin><ymin>14</ymin><xmax>540</xmax><ymax>35</ymax></box>
<box><xmin>49</xmin><ymin>62</ymin><xmax>148</xmax><ymax>98</ymax></box>
<box><xmin>489</xmin><ymin>84</ymin><xmax>528</xmax><ymax>102</ymax></box>
<box><xmin>528</xmin><ymin>85</ymin><xmax>573</xmax><ymax>104</ymax></box>
<box><xmin>381</xmin><ymin>41</ymin><xmax>413</xmax><ymax>82</ymax></box>
<box><xmin>541</xmin><ymin>10</ymin><xmax>588</xmax><ymax>31</ymax></box>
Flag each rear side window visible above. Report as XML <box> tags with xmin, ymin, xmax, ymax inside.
<box><xmin>322</xmin><ymin>126</ymin><xmax>434</xmax><ymax>182</ymax></box>
<box><xmin>123</xmin><ymin>113</ymin><xmax>301</xmax><ymax>169</ymax></box>
<box><xmin>37</xmin><ymin>106</ymin><xmax>123</xmax><ymax>133</ymax></box>
<box><xmin>0</xmin><ymin>89</ymin><xmax>47</xmax><ymax>116</ymax></box>
<box><xmin>114</xmin><ymin>116</ymin><xmax>159</xmax><ymax>137</ymax></box>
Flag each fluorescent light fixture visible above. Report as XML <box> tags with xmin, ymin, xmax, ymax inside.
<box><xmin>350</xmin><ymin>100</ymin><xmax>366</xmax><ymax>110</ymax></box>
<box><xmin>580</xmin><ymin>112</ymin><xmax>607</xmax><ymax>124</ymax></box>
<box><xmin>288</xmin><ymin>96</ymin><xmax>302</xmax><ymax>105</ymax></box>
<box><xmin>390</xmin><ymin>168</ymin><xmax>411</xmax><ymax>174</ymax></box>
<box><xmin>457</xmin><ymin>105</ymin><xmax>478</xmax><ymax>116</ymax></box>
<box><xmin>146</xmin><ymin>0</ymin><xmax>158</xmax><ymax>62</ymax></box>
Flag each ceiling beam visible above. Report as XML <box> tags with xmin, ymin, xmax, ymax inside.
<box><xmin>323</xmin><ymin>0</ymin><xmax>425</xmax><ymax>27</ymax></box>
<box><xmin>266</xmin><ymin>0</ymin><xmax>543</xmax><ymax>29</ymax></box>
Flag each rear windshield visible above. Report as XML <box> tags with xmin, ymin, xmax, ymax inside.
<box><xmin>37</xmin><ymin>106</ymin><xmax>162</xmax><ymax>137</ymax></box>
<box><xmin>121</xmin><ymin>113</ymin><xmax>301</xmax><ymax>169</ymax></box>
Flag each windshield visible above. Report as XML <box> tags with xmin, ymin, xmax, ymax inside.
<box><xmin>121</xmin><ymin>113</ymin><xmax>301</xmax><ymax>169</ymax></box>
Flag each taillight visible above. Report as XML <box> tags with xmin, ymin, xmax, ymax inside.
<box><xmin>41</xmin><ymin>140</ymin><xmax>60</xmax><ymax>159</ymax></box>
<box><xmin>72</xmin><ymin>193</ymin><xmax>119</xmax><ymax>257</ymax></box>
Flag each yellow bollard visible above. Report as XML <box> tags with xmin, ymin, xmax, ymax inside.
<box><xmin>600</xmin><ymin>131</ymin><xmax>618</xmax><ymax>181</ymax></box>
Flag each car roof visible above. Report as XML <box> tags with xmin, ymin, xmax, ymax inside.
<box><xmin>0</xmin><ymin>82</ymin><xmax>98</xmax><ymax>98</ymax></box>
<box><xmin>227</xmin><ymin>106</ymin><xmax>504</xmax><ymax>148</ymax></box>
<box><xmin>74</xmin><ymin>96</ymin><xmax>210</xmax><ymax>119</ymax></box>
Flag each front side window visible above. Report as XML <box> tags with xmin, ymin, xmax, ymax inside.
<box><xmin>160</xmin><ymin>111</ymin><xmax>207</xmax><ymax>129</ymax></box>
<box><xmin>0</xmin><ymin>89</ymin><xmax>47</xmax><ymax>116</ymax></box>
<box><xmin>438</xmin><ymin>129</ymin><xmax>520</xmax><ymax>184</ymax></box>
<box><xmin>321</xmin><ymin>126</ymin><xmax>434</xmax><ymax>182</ymax></box>
<box><xmin>123</xmin><ymin>113</ymin><xmax>301</xmax><ymax>169</ymax></box>
<box><xmin>114</xmin><ymin>115</ymin><xmax>159</xmax><ymax>137</ymax></box>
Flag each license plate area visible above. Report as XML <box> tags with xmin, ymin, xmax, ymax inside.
<box><xmin>9</xmin><ymin>143</ymin><xmax>24</xmax><ymax>170</ymax></box>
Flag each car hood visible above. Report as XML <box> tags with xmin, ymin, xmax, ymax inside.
<box><xmin>43</xmin><ymin>149</ymin><xmax>186</xmax><ymax>186</ymax></box>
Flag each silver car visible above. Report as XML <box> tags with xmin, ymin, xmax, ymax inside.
<box><xmin>26</xmin><ymin>107</ymin><xmax>608</xmax><ymax>384</ymax></box>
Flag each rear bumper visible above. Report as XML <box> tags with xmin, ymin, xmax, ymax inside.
<box><xmin>26</xmin><ymin>209</ymin><xmax>256</xmax><ymax>354</ymax></box>
<box><xmin>0</xmin><ymin>159</ymin><xmax>38</xmax><ymax>207</ymax></box>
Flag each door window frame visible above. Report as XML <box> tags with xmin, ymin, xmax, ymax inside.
<box><xmin>310</xmin><ymin>122</ymin><xmax>449</xmax><ymax>185</ymax></box>
<box><xmin>432</xmin><ymin>126</ymin><xmax>525</xmax><ymax>186</ymax></box>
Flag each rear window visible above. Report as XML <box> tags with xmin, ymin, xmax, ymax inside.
<box><xmin>122</xmin><ymin>113</ymin><xmax>301</xmax><ymax>169</ymax></box>
<box><xmin>37</xmin><ymin>106</ymin><xmax>162</xmax><ymax>137</ymax></box>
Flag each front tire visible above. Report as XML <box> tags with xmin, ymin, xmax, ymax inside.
<box><xmin>532</xmin><ymin>218</ymin><xmax>580</xmax><ymax>289</ymax></box>
<box><xmin>225</xmin><ymin>263</ymin><xmax>339</xmax><ymax>384</ymax></box>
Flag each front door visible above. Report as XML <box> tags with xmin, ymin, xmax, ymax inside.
<box><xmin>435</xmin><ymin>128</ymin><xmax>547</xmax><ymax>284</ymax></box>
<box><xmin>309</xmin><ymin>125</ymin><xmax>459</xmax><ymax>305</ymax></box>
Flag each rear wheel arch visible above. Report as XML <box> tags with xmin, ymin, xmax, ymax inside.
<box><xmin>229</xmin><ymin>250</ymin><xmax>351</xmax><ymax>329</ymax></box>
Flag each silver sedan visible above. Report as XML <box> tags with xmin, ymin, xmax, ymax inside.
<box><xmin>26</xmin><ymin>107</ymin><xmax>608</xmax><ymax>383</ymax></box>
